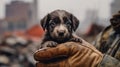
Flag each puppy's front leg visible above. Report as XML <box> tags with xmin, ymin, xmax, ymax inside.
<box><xmin>69</xmin><ymin>34</ymin><xmax>82</xmax><ymax>43</ymax></box>
<box><xmin>41</xmin><ymin>41</ymin><xmax>58</xmax><ymax>48</ymax></box>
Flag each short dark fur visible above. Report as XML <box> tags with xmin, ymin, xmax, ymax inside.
<box><xmin>40</xmin><ymin>10</ymin><xmax>82</xmax><ymax>48</ymax></box>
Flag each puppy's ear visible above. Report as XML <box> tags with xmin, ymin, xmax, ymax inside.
<box><xmin>70</xmin><ymin>14</ymin><xmax>79</xmax><ymax>31</ymax></box>
<box><xmin>40</xmin><ymin>14</ymin><xmax>50</xmax><ymax>30</ymax></box>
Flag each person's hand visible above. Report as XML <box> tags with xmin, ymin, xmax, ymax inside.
<box><xmin>34</xmin><ymin>39</ymin><xmax>103</xmax><ymax>67</ymax></box>
<box><xmin>110</xmin><ymin>11</ymin><xmax>120</xmax><ymax>31</ymax></box>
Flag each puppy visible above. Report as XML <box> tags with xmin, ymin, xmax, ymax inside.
<box><xmin>40</xmin><ymin>10</ymin><xmax>82</xmax><ymax>48</ymax></box>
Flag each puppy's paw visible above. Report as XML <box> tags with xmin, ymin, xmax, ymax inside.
<box><xmin>70</xmin><ymin>38</ymin><xmax>82</xmax><ymax>43</ymax></box>
<box><xmin>43</xmin><ymin>41</ymin><xmax>58</xmax><ymax>47</ymax></box>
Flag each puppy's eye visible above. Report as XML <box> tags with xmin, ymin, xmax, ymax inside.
<box><xmin>50</xmin><ymin>22</ymin><xmax>56</xmax><ymax>27</ymax></box>
<box><xmin>65</xmin><ymin>21</ymin><xmax>71</xmax><ymax>25</ymax></box>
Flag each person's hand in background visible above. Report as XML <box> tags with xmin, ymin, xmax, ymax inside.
<box><xmin>110</xmin><ymin>11</ymin><xmax>120</xmax><ymax>32</ymax></box>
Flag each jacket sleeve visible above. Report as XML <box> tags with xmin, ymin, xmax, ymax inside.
<box><xmin>93</xmin><ymin>27</ymin><xmax>120</xmax><ymax>67</ymax></box>
<box><xmin>93</xmin><ymin>35</ymin><xmax>120</xmax><ymax>67</ymax></box>
<box><xmin>98</xmin><ymin>55</ymin><xmax>120</xmax><ymax>67</ymax></box>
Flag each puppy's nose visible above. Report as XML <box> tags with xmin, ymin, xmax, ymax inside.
<box><xmin>58</xmin><ymin>30</ymin><xmax>65</xmax><ymax>36</ymax></box>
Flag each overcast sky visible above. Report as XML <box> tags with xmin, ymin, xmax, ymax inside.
<box><xmin>0</xmin><ymin>0</ymin><xmax>113</xmax><ymax>21</ymax></box>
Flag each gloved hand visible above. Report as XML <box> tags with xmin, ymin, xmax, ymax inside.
<box><xmin>34</xmin><ymin>39</ymin><xmax>103</xmax><ymax>67</ymax></box>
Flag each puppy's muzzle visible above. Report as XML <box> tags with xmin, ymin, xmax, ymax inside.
<box><xmin>57</xmin><ymin>30</ymin><xmax>65</xmax><ymax>36</ymax></box>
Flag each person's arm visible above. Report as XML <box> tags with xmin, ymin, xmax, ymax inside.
<box><xmin>94</xmin><ymin>34</ymin><xmax>120</xmax><ymax>67</ymax></box>
<box><xmin>34</xmin><ymin>38</ymin><xmax>120</xmax><ymax>67</ymax></box>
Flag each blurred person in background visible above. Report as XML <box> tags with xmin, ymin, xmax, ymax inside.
<box><xmin>94</xmin><ymin>11</ymin><xmax>120</xmax><ymax>61</ymax></box>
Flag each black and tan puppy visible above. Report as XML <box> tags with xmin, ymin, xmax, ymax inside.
<box><xmin>40</xmin><ymin>10</ymin><xmax>82</xmax><ymax>48</ymax></box>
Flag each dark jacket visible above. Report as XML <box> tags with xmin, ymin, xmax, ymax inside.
<box><xmin>94</xmin><ymin>25</ymin><xmax>120</xmax><ymax>67</ymax></box>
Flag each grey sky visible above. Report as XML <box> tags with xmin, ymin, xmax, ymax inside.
<box><xmin>0</xmin><ymin>0</ymin><xmax>113</xmax><ymax>22</ymax></box>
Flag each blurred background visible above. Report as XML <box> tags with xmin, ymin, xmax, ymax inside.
<box><xmin>0</xmin><ymin>0</ymin><xmax>120</xmax><ymax>67</ymax></box>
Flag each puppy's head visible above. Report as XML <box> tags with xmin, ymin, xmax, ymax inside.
<box><xmin>41</xmin><ymin>10</ymin><xmax>79</xmax><ymax>41</ymax></box>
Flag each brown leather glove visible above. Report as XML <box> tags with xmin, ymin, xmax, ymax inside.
<box><xmin>34</xmin><ymin>39</ymin><xmax>103</xmax><ymax>67</ymax></box>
